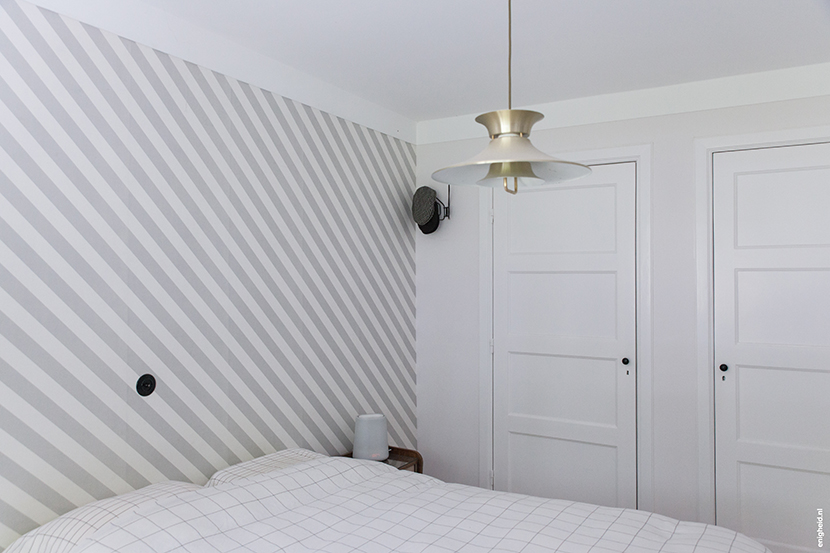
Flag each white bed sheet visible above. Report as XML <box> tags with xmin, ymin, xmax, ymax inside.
<box><xmin>72</xmin><ymin>456</ymin><xmax>771</xmax><ymax>553</ymax></box>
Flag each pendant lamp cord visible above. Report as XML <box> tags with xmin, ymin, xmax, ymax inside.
<box><xmin>507</xmin><ymin>0</ymin><xmax>512</xmax><ymax>109</ymax></box>
<box><xmin>504</xmin><ymin>0</ymin><xmax>518</xmax><ymax>194</ymax></box>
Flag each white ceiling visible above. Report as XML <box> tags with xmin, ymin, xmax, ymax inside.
<box><xmin>112</xmin><ymin>0</ymin><xmax>830</xmax><ymax>122</ymax></box>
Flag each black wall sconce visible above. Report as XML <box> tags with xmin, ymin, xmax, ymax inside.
<box><xmin>412</xmin><ymin>185</ymin><xmax>450</xmax><ymax>234</ymax></box>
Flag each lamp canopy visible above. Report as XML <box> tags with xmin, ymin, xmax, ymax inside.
<box><xmin>431</xmin><ymin>2</ymin><xmax>590</xmax><ymax>194</ymax></box>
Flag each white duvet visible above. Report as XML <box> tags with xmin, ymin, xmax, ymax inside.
<box><xmin>73</xmin><ymin>456</ymin><xmax>770</xmax><ymax>553</ymax></box>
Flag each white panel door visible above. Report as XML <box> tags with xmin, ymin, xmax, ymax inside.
<box><xmin>714</xmin><ymin>142</ymin><xmax>830</xmax><ymax>553</ymax></box>
<box><xmin>493</xmin><ymin>162</ymin><xmax>637</xmax><ymax>508</ymax></box>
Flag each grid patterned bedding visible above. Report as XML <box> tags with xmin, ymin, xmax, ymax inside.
<box><xmin>205</xmin><ymin>449</ymin><xmax>327</xmax><ymax>487</ymax></box>
<box><xmin>72</xmin><ymin>456</ymin><xmax>771</xmax><ymax>553</ymax></box>
<box><xmin>5</xmin><ymin>481</ymin><xmax>203</xmax><ymax>553</ymax></box>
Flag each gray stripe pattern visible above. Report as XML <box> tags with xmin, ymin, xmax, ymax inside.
<box><xmin>0</xmin><ymin>0</ymin><xmax>416</xmax><ymax>548</ymax></box>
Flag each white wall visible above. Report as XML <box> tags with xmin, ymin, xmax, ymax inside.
<box><xmin>413</xmin><ymin>180</ymin><xmax>483</xmax><ymax>487</ymax></box>
<box><xmin>415</xmin><ymin>94</ymin><xmax>830</xmax><ymax>523</ymax></box>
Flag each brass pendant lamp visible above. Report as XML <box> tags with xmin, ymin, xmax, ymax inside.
<box><xmin>431</xmin><ymin>0</ymin><xmax>591</xmax><ymax>194</ymax></box>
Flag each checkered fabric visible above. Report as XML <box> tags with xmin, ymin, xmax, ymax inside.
<box><xmin>72</xmin><ymin>456</ymin><xmax>771</xmax><ymax>553</ymax></box>
<box><xmin>206</xmin><ymin>449</ymin><xmax>327</xmax><ymax>487</ymax></box>
<box><xmin>5</xmin><ymin>481</ymin><xmax>202</xmax><ymax>553</ymax></box>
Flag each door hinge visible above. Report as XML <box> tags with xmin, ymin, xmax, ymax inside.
<box><xmin>489</xmin><ymin>209</ymin><xmax>494</xmax><ymax>224</ymax></box>
<box><xmin>489</xmin><ymin>339</ymin><xmax>494</xmax><ymax>355</ymax></box>
<box><xmin>490</xmin><ymin>469</ymin><xmax>495</xmax><ymax>489</ymax></box>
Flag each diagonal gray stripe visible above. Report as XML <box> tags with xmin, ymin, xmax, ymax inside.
<box><xmin>317</xmin><ymin>109</ymin><xmax>416</xmax><ymax>316</ymax></box>
<box><xmin>313</xmin><ymin>121</ymin><xmax>417</xmax><ymax>384</ymax></box>
<box><xmin>0</xmin><ymin>235</ymin><xmax>197</xmax><ymax>482</ymax></box>
<box><xmin>1</xmin><ymin>0</ymin><xmax>256</xmax><ymax>469</ymax></box>
<box><xmin>292</xmin><ymin>100</ymin><xmax>415</xmax><ymax>325</ymax></box>
<box><xmin>0</xmin><ymin>350</ymin><xmax>148</xmax><ymax>494</ymax></box>
<box><xmin>0</xmin><ymin>497</ymin><xmax>38</xmax><ymax>539</ymax></box>
<box><xmin>0</xmin><ymin>75</ymin><xmax>248</xmax><ymax>475</ymax></box>
<box><xmin>147</xmin><ymin>49</ymin><xmax>416</xmax><ymax>422</ymax></box>
<box><xmin>102</xmin><ymin>41</ymin><xmax>346</xmax><ymax>451</ymax></box>
<box><xmin>0</xmin><ymin>2</ymin><xmax>416</xmax><ymax>545</ymax></box>
<box><xmin>359</xmin><ymin>122</ymin><xmax>416</xmax><ymax>259</ymax></box>
<box><xmin>318</xmin><ymin>113</ymin><xmax>416</xmax><ymax>315</ymax></box>
<box><xmin>358</xmin><ymin>123</ymin><xmax>416</xmax><ymax>244</ymax></box>
<box><xmin>380</xmin><ymin>133</ymin><xmax>416</xmax><ymax>203</ymax></box>
<box><xmin>247</xmin><ymin>90</ymin><xmax>417</xmax><ymax>422</ymax></box>
<box><xmin>229</xmin><ymin>83</ymin><xmax>419</xmax><ymax>443</ymax></box>
<box><xmin>341</xmin><ymin>118</ymin><xmax>415</xmax><ymax>275</ymax></box>
<box><xmin>211</xmin><ymin>76</ymin><xmax>416</xmax><ymax>398</ymax></box>
<box><xmin>264</xmin><ymin>97</ymin><xmax>416</xmax><ymax>401</ymax></box>
<box><xmin>298</xmin><ymin>102</ymin><xmax>415</xmax><ymax>336</ymax></box>
<box><xmin>174</xmin><ymin>65</ymin><xmax>371</xmax><ymax>442</ymax></box>
<box><xmin>327</xmin><ymin>117</ymin><xmax>417</xmax><ymax>373</ymax></box>
<box><xmin>379</xmin><ymin>130</ymin><xmax>417</xmax><ymax>209</ymax></box>
<box><xmin>0</xmin><ymin>452</ymin><xmax>77</xmax><ymax>515</ymax></box>
<box><xmin>335</xmin><ymin>117</ymin><xmax>415</xmax><ymax>271</ymax></box>
<box><xmin>0</xmin><ymin>397</ymin><xmax>116</xmax><ymax>501</ymax></box>
<box><xmin>42</xmin><ymin>15</ymin><xmax>323</xmax><ymax>455</ymax></box>
<box><xmin>258</xmin><ymin>90</ymin><xmax>416</xmax><ymax>378</ymax></box>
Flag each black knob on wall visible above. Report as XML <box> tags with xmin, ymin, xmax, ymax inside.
<box><xmin>719</xmin><ymin>364</ymin><xmax>729</xmax><ymax>372</ymax></box>
<box><xmin>136</xmin><ymin>374</ymin><xmax>156</xmax><ymax>396</ymax></box>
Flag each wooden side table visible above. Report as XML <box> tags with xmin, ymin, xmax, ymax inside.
<box><xmin>342</xmin><ymin>446</ymin><xmax>423</xmax><ymax>473</ymax></box>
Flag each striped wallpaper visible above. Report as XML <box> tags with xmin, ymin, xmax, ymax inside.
<box><xmin>0</xmin><ymin>0</ymin><xmax>416</xmax><ymax>548</ymax></box>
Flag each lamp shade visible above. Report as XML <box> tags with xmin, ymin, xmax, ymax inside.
<box><xmin>431</xmin><ymin>109</ymin><xmax>591</xmax><ymax>192</ymax></box>
<box><xmin>353</xmin><ymin>414</ymin><xmax>389</xmax><ymax>461</ymax></box>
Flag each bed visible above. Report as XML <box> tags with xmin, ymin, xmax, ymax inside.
<box><xmin>6</xmin><ymin>449</ymin><xmax>771</xmax><ymax>553</ymax></box>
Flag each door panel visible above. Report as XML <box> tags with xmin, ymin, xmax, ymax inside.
<box><xmin>508</xmin><ymin>353</ymin><xmax>618</xmax><ymax>425</ymax></box>
<box><xmin>734</xmin><ymin>166</ymin><xmax>830</xmax><ymax>247</ymax></box>
<box><xmin>713</xmin><ymin>142</ymin><xmax>830</xmax><ymax>553</ymax></box>
<box><xmin>736</xmin><ymin>270</ymin><xmax>830</xmax><ymax>347</ymax></box>
<box><xmin>507</xmin><ymin>432</ymin><xmax>619</xmax><ymax>507</ymax></box>
<box><xmin>508</xmin><ymin>272</ymin><xmax>617</xmax><ymax>338</ymax></box>
<box><xmin>493</xmin><ymin>162</ymin><xmax>637</xmax><ymax>508</ymax></box>
<box><xmin>508</xmin><ymin>184</ymin><xmax>618</xmax><ymax>253</ymax></box>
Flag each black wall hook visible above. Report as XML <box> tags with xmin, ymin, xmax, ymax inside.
<box><xmin>136</xmin><ymin>374</ymin><xmax>156</xmax><ymax>397</ymax></box>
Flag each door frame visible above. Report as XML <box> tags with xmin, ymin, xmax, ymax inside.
<box><xmin>478</xmin><ymin>144</ymin><xmax>654</xmax><ymax>511</ymax></box>
<box><xmin>694</xmin><ymin>125</ymin><xmax>830</xmax><ymax>524</ymax></box>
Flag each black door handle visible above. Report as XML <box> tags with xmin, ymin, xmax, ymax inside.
<box><xmin>621</xmin><ymin>358</ymin><xmax>630</xmax><ymax>365</ymax></box>
<box><xmin>719</xmin><ymin>364</ymin><xmax>728</xmax><ymax>372</ymax></box>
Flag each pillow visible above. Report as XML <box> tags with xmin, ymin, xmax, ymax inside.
<box><xmin>206</xmin><ymin>448</ymin><xmax>326</xmax><ymax>486</ymax></box>
<box><xmin>5</xmin><ymin>481</ymin><xmax>201</xmax><ymax>553</ymax></box>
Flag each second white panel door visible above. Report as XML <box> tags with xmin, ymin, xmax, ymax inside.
<box><xmin>713</xmin><ymin>142</ymin><xmax>830</xmax><ymax>553</ymax></box>
<box><xmin>492</xmin><ymin>162</ymin><xmax>637</xmax><ymax>508</ymax></box>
